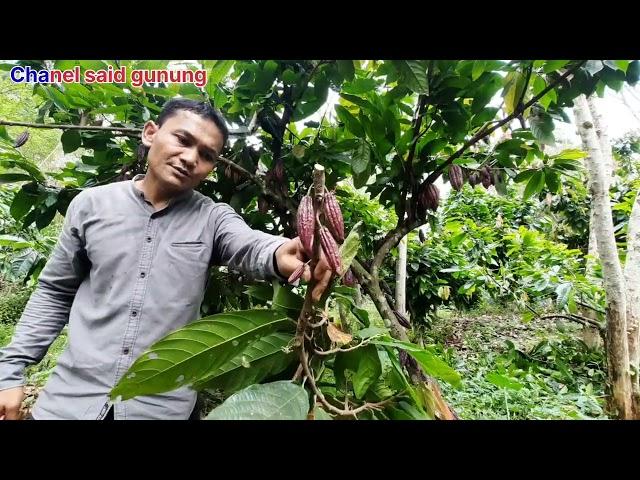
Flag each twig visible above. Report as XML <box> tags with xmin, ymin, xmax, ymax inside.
<box><xmin>313</xmin><ymin>338</ymin><xmax>372</xmax><ymax>356</ymax></box>
<box><xmin>299</xmin><ymin>348</ymin><xmax>397</xmax><ymax>417</ymax></box>
<box><xmin>540</xmin><ymin>314</ymin><xmax>605</xmax><ymax>333</ymax></box>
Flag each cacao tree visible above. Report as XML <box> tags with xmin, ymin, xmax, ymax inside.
<box><xmin>1</xmin><ymin>59</ymin><xmax>638</xmax><ymax>418</ymax></box>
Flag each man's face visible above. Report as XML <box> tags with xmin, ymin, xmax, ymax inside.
<box><xmin>141</xmin><ymin>110</ymin><xmax>224</xmax><ymax>192</ymax></box>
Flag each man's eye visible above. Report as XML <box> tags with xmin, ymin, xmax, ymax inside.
<box><xmin>176</xmin><ymin>135</ymin><xmax>188</xmax><ymax>145</ymax></box>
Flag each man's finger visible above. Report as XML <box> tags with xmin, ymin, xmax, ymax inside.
<box><xmin>312</xmin><ymin>269</ymin><xmax>333</xmax><ymax>302</ymax></box>
<box><xmin>5</xmin><ymin>405</ymin><xmax>20</xmax><ymax>420</ymax></box>
<box><xmin>301</xmin><ymin>264</ymin><xmax>312</xmax><ymax>283</ymax></box>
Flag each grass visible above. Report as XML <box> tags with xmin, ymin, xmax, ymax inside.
<box><xmin>427</xmin><ymin>306</ymin><xmax>608</xmax><ymax>419</ymax></box>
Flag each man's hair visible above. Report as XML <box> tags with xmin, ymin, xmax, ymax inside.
<box><xmin>156</xmin><ymin>98</ymin><xmax>230</xmax><ymax>150</ymax></box>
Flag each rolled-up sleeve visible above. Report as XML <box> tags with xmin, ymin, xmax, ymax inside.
<box><xmin>209</xmin><ymin>203</ymin><xmax>288</xmax><ymax>281</ymax></box>
<box><xmin>0</xmin><ymin>193</ymin><xmax>89</xmax><ymax>391</ymax></box>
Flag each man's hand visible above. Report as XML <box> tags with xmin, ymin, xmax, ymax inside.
<box><xmin>0</xmin><ymin>386</ymin><xmax>25</xmax><ymax>420</ymax></box>
<box><xmin>275</xmin><ymin>237</ymin><xmax>334</xmax><ymax>302</ymax></box>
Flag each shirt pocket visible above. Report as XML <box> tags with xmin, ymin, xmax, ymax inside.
<box><xmin>165</xmin><ymin>241</ymin><xmax>210</xmax><ymax>295</ymax></box>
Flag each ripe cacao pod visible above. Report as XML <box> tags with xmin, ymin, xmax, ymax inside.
<box><xmin>288</xmin><ymin>262</ymin><xmax>306</xmax><ymax>284</ymax></box>
<box><xmin>394</xmin><ymin>310</ymin><xmax>411</xmax><ymax>329</ymax></box>
<box><xmin>319</xmin><ymin>226</ymin><xmax>341</xmax><ymax>273</ymax></box>
<box><xmin>13</xmin><ymin>131</ymin><xmax>30</xmax><ymax>148</ymax></box>
<box><xmin>322</xmin><ymin>191</ymin><xmax>344</xmax><ymax>242</ymax></box>
<box><xmin>419</xmin><ymin>182</ymin><xmax>439</xmax><ymax>212</ymax></box>
<box><xmin>296</xmin><ymin>195</ymin><xmax>315</xmax><ymax>256</ymax></box>
<box><xmin>481</xmin><ymin>167</ymin><xmax>492</xmax><ymax>188</ymax></box>
<box><xmin>449</xmin><ymin>164</ymin><xmax>463</xmax><ymax>191</ymax></box>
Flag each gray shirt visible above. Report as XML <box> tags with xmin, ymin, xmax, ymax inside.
<box><xmin>0</xmin><ymin>175</ymin><xmax>288</xmax><ymax>419</ymax></box>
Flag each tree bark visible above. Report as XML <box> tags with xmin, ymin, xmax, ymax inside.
<box><xmin>624</xmin><ymin>188</ymin><xmax>640</xmax><ymax>415</ymax></box>
<box><xmin>395</xmin><ymin>235</ymin><xmax>408</xmax><ymax>316</ymax></box>
<box><xmin>574</xmin><ymin>94</ymin><xmax>633</xmax><ymax>419</ymax></box>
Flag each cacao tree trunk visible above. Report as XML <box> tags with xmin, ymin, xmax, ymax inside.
<box><xmin>574</xmin><ymin>94</ymin><xmax>633</xmax><ymax>419</ymax></box>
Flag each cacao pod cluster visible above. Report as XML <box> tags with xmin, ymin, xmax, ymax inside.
<box><xmin>295</xmin><ymin>188</ymin><xmax>345</xmax><ymax>282</ymax></box>
<box><xmin>457</xmin><ymin>165</ymin><xmax>496</xmax><ymax>190</ymax></box>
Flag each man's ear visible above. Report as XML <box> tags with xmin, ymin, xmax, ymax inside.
<box><xmin>141</xmin><ymin>121</ymin><xmax>159</xmax><ymax>148</ymax></box>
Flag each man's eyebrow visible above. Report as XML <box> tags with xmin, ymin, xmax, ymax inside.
<box><xmin>174</xmin><ymin>129</ymin><xmax>219</xmax><ymax>157</ymax></box>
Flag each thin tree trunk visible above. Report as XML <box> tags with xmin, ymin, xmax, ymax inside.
<box><xmin>574</xmin><ymin>94</ymin><xmax>633</xmax><ymax>419</ymax></box>
<box><xmin>395</xmin><ymin>235</ymin><xmax>407</xmax><ymax>316</ymax></box>
<box><xmin>587</xmin><ymin>96</ymin><xmax>616</xmax><ymax>182</ymax></box>
<box><xmin>625</xmin><ymin>188</ymin><xmax>640</xmax><ymax>415</ymax></box>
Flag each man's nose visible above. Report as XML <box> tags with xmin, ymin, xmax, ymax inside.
<box><xmin>180</xmin><ymin>146</ymin><xmax>198</xmax><ymax>169</ymax></box>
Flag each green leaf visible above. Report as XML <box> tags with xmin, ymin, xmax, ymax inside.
<box><xmin>10</xmin><ymin>188</ymin><xmax>36</xmax><ymax>221</ymax></box>
<box><xmin>334</xmin><ymin>344</ymin><xmax>382</xmax><ymax>399</ymax></box>
<box><xmin>472</xmin><ymin>60</ymin><xmax>486</xmax><ymax>81</ymax></box>
<box><xmin>545</xmin><ymin>169</ymin><xmax>560</xmax><ymax>194</ymax></box>
<box><xmin>338</xmin><ymin>221</ymin><xmax>362</xmax><ymax>276</ymax></box>
<box><xmin>282</xmin><ymin>69</ymin><xmax>297</xmax><ymax>85</ymax></box>
<box><xmin>335</xmin><ymin>105</ymin><xmax>365</xmax><ymax>137</ymax></box>
<box><xmin>486</xmin><ymin>372</ymin><xmax>524</xmax><ymax>391</ymax></box>
<box><xmin>542</xmin><ymin>60</ymin><xmax>569</xmax><ymax>73</ymax></box>
<box><xmin>0</xmin><ymin>173</ymin><xmax>32</xmax><ymax>184</ymax></box>
<box><xmin>336</xmin><ymin>60</ymin><xmax>355</xmax><ymax>81</ymax></box>
<box><xmin>614</xmin><ymin>60</ymin><xmax>630</xmax><ymax>73</ymax></box>
<box><xmin>272</xmin><ymin>282</ymin><xmax>304</xmax><ymax>317</ymax></box>
<box><xmin>36</xmin><ymin>205</ymin><xmax>57</xmax><ymax>230</ymax></box>
<box><xmin>245</xmin><ymin>283</ymin><xmax>273</xmax><ymax>304</ymax></box>
<box><xmin>194</xmin><ymin>332</ymin><xmax>295</xmax><ymax>394</ymax></box>
<box><xmin>206</xmin><ymin>381</ymin><xmax>309</xmax><ymax>420</ymax></box>
<box><xmin>351</xmin><ymin>139</ymin><xmax>371</xmax><ymax>175</ymax></box>
<box><xmin>0</xmin><ymin>234</ymin><xmax>32</xmax><ymax>249</ymax></box>
<box><xmin>110</xmin><ymin>309</ymin><xmax>291</xmax><ymax>401</ymax></box>
<box><xmin>407</xmin><ymin>349</ymin><xmax>462</xmax><ymax>388</ymax></box>
<box><xmin>371</xmin><ymin>339</ymin><xmax>461</xmax><ymax>388</ymax></box>
<box><xmin>394</xmin><ymin>60</ymin><xmax>429</xmax><ymax>94</ymax></box>
<box><xmin>61</xmin><ymin>130</ymin><xmax>82</xmax><ymax>154</ymax></box>
<box><xmin>503</xmin><ymin>72</ymin><xmax>525</xmax><ymax>114</ymax></box>
<box><xmin>552</xmin><ymin>149</ymin><xmax>587</xmax><ymax>160</ymax></box>
<box><xmin>340</xmin><ymin>93</ymin><xmax>375</xmax><ymax>112</ymax></box>
<box><xmin>513</xmin><ymin>169</ymin><xmax>537</xmax><ymax>183</ymax></box>
<box><xmin>530</xmin><ymin>112</ymin><xmax>555</xmax><ymax>145</ymax></box>
<box><xmin>555</xmin><ymin>282</ymin><xmax>573</xmax><ymax>309</ymax></box>
<box><xmin>523</xmin><ymin>171</ymin><xmax>545</xmax><ymax>200</ymax></box>
<box><xmin>626</xmin><ymin>61</ymin><xmax>640</xmax><ymax>85</ymax></box>
<box><xmin>342</xmin><ymin>78</ymin><xmax>377</xmax><ymax>95</ymax></box>
<box><xmin>208</xmin><ymin>60</ymin><xmax>235</xmax><ymax>85</ymax></box>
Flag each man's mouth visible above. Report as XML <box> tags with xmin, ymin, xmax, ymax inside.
<box><xmin>171</xmin><ymin>165</ymin><xmax>190</xmax><ymax>179</ymax></box>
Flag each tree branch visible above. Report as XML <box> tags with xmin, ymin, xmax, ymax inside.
<box><xmin>0</xmin><ymin>119</ymin><xmax>251</xmax><ymax>137</ymax></box>
<box><xmin>0</xmin><ymin>119</ymin><xmax>141</xmax><ymax>136</ymax></box>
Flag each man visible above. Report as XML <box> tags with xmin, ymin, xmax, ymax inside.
<box><xmin>0</xmin><ymin>98</ymin><xmax>331</xmax><ymax>420</ymax></box>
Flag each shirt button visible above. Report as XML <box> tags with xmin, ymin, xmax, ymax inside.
<box><xmin>146</xmin><ymin>236</ymin><xmax>152</xmax><ymax>242</ymax></box>
<box><xmin>123</xmin><ymin>348</ymin><xmax>130</xmax><ymax>355</ymax></box>
<box><xmin>140</xmin><ymin>272</ymin><xmax>146</xmax><ymax>278</ymax></box>
<box><xmin>131</xmin><ymin>311</ymin><xmax>138</xmax><ymax>317</ymax></box>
